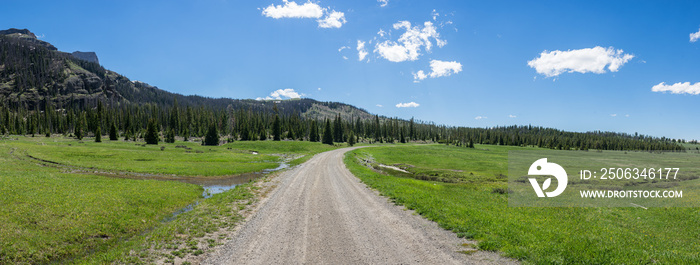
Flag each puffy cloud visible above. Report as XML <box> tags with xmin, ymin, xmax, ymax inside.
<box><xmin>262</xmin><ymin>1</ymin><xmax>345</xmax><ymax>28</ymax></box>
<box><xmin>262</xmin><ymin>1</ymin><xmax>323</xmax><ymax>19</ymax></box>
<box><xmin>413</xmin><ymin>60</ymin><xmax>462</xmax><ymax>82</ymax></box>
<box><xmin>395</xmin><ymin>102</ymin><xmax>420</xmax><ymax>108</ymax></box>
<box><xmin>256</xmin><ymin>88</ymin><xmax>303</xmax><ymax>100</ymax></box>
<box><xmin>412</xmin><ymin>70</ymin><xmax>427</xmax><ymax>82</ymax></box>
<box><xmin>378</xmin><ymin>0</ymin><xmax>388</xmax><ymax>7</ymax></box>
<box><xmin>474</xmin><ymin>116</ymin><xmax>487</xmax><ymax>120</ymax></box>
<box><xmin>527</xmin><ymin>46</ymin><xmax>634</xmax><ymax>77</ymax></box>
<box><xmin>652</xmin><ymin>82</ymin><xmax>700</xmax><ymax>95</ymax></box>
<box><xmin>691</xmin><ymin>28</ymin><xmax>700</xmax><ymax>42</ymax></box>
<box><xmin>318</xmin><ymin>10</ymin><xmax>346</xmax><ymax>28</ymax></box>
<box><xmin>427</xmin><ymin>60</ymin><xmax>462</xmax><ymax>78</ymax></box>
<box><xmin>357</xmin><ymin>40</ymin><xmax>368</xmax><ymax>61</ymax></box>
<box><xmin>374</xmin><ymin>21</ymin><xmax>445</xmax><ymax>62</ymax></box>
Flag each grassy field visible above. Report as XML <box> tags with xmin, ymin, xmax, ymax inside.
<box><xmin>0</xmin><ymin>136</ymin><xmax>341</xmax><ymax>264</ymax></box>
<box><xmin>346</xmin><ymin>144</ymin><xmax>700</xmax><ymax>264</ymax></box>
<box><xmin>0</xmin><ymin>142</ymin><xmax>202</xmax><ymax>263</ymax></box>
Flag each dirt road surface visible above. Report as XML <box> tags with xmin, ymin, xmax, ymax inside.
<box><xmin>203</xmin><ymin>147</ymin><xmax>515</xmax><ymax>264</ymax></box>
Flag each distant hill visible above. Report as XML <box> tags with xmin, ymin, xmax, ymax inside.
<box><xmin>0</xmin><ymin>28</ymin><xmax>375</xmax><ymax>120</ymax></box>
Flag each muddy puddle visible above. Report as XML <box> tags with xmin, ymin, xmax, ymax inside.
<box><xmin>159</xmin><ymin>162</ymin><xmax>289</xmax><ymax>221</ymax></box>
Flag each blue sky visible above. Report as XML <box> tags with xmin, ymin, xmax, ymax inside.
<box><xmin>2</xmin><ymin>0</ymin><xmax>700</xmax><ymax>140</ymax></box>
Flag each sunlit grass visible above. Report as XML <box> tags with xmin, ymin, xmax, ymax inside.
<box><xmin>346</xmin><ymin>145</ymin><xmax>700</xmax><ymax>264</ymax></box>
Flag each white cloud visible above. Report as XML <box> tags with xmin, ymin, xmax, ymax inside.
<box><xmin>509</xmin><ymin>114</ymin><xmax>517</xmax><ymax>118</ymax></box>
<box><xmin>652</xmin><ymin>82</ymin><xmax>700</xmax><ymax>95</ymax></box>
<box><xmin>377</xmin><ymin>29</ymin><xmax>386</xmax><ymax>37</ymax></box>
<box><xmin>357</xmin><ymin>40</ymin><xmax>368</xmax><ymax>61</ymax></box>
<box><xmin>395</xmin><ymin>102</ymin><xmax>420</xmax><ymax>108</ymax></box>
<box><xmin>427</xmin><ymin>60</ymin><xmax>462</xmax><ymax>78</ymax></box>
<box><xmin>376</xmin><ymin>104</ymin><xmax>383</xmax><ymax>107</ymax></box>
<box><xmin>318</xmin><ymin>10</ymin><xmax>346</xmax><ymax>28</ymax></box>
<box><xmin>374</xmin><ymin>21</ymin><xmax>445</xmax><ymax>62</ymax></box>
<box><xmin>527</xmin><ymin>46</ymin><xmax>634</xmax><ymax>77</ymax></box>
<box><xmin>342</xmin><ymin>56</ymin><xmax>348</xmax><ymax>60</ymax></box>
<box><xmin>413</xmin><ymin>60</ymin><xmax>462</xmax><ymax>82</ymax></box>
<box><xmin>378</xmin><ymin>0</ymin><xmax>388</xmax><ymax>7</ymax></box>
<box><xmin>610</xmin><ymin>114</ymin><xmax>617</xmax><ymax>117</ymax></box>
<box><xmin>431</xmin><ymin>9</ymin><xmax>439</xmax><ymax>20</ymax></box>
<box><xmin>338</xmin><ymin>46</ymin><xmax>349</xmax><ymax>52</ymax></box>
<box><xmin>475</xmin><ymin>116</ymin><xmax>487</xmax><ymax>120</ymax></box>
<box><xmin>262</xmin><ymin>1</ymin><xmax>345</xmax><ymax>29</ymax></box>
<box><xmin>691</xmin><ymin>28</ymin><xmax>700</xmax><ymax>42</ymax></box>
<box><xmin>317</xmin><ymin>87</ymin><xmax>322</xmax><ymax>91</ymax></box>
<box><xmin>412</xmin><ymin>70</ymin><xmax>427</xmax><ymax>81</ymax></box>
<box><xmin>262</xmin><ymin>1</ymin><xmax>324</xmax><ymax>19</ymax></box>
<box><xmin>625</xmin><ymin>114</ymin><xmax>630</xmax><ymax>117</ymax></box>
<box><xmin>256</xmin><ymin>88</ymin><xmax>303</xmax><ymax>100</ymax></box>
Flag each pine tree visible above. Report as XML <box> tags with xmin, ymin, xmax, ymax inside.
<box><xmin>273</xmin><ymin>114</ymin><xmax>281</xmax><ymax>141</ymax></box>
<box><xmin>165</xmin><ymin>128</ymin><xmax>175</xmax><ymax>143</ymax></box>
<box><xmin>75</xmin><ymin>116</ymin><xmax>84</xmax><ymax>140</ymax></box>
<box><xmin>204</xmin><ymin>123</ymin><xmax>219</xmax><ymax>146</ymax></box>
<box><xmin>109</xmin><ymin>122</ymin><xmax>118</xmax><ymax>140</ymax></box>
<box><xmin>259</xmin><ymin>125</ymin><xmax>267</xmax><ymax>141</ymax></box>
<box><xmin>348</xmin><ymin>131</ymin><xmax>356</xmax><ymax>146</ymax></box>
<box><xmin>95</xmin><ymin>126</ymin><xmax>101</xmax><ymax>142</ymax></box>
<box><xmin>145</xmin><ymin>119</ymin><xmax>159</xmax><ymax>145</ymax></box>
<box><xmin>309</xmin><ymin>120</ymin><xmax>319</xmax><ymax>142</ymax></box>
<box><xmin>333</xmin><ymin>114</ymin><xmax>343</xmax><ymax>142</ymax></box>
<box><xmin>322</xmin><ymin>119</ymin><xmax>334</xmax><ymax>145</ymax></box>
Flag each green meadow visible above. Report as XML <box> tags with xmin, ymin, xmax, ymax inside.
<box><xmin>346</xmin><ymin>144</ymin><xmax>700</xmax><ymax>264</ymax></box>
<box><xmin>0</xmin><ymin>136</ymin><xmax>339</xmax><ymax>264</ymax></box>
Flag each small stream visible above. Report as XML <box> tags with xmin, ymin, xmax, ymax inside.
<box><xmin>162</xmin><ymin>161</ymin><xmax>289</xmax><ymax>221</ymax></box>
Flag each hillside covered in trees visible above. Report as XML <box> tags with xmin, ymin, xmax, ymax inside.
<box><xmin>0</xmin><ymin>28</ymin><xmax>688</xmax><ymax>151</ymax></box>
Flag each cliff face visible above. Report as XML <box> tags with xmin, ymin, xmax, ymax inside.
<box><xmin>0</xmin><ymin>28</ymin><xmax>57</xmax><ymax>50</ymax></box>
<box><xmin>71</xmin><ymin>51</ymin><xmax>99</xmax><ymax>64</ymax></box>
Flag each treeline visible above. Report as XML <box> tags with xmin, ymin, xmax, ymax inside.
<box><xmin>0</xmin><ymin>98</ymin><xmax>685</xmax><ymax>151</ymax></box>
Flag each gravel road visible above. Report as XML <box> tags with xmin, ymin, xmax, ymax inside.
<box><xmin>203</xmin><ymin>147</ymin><xmax>515</xmax><ymax>264</ymax></box>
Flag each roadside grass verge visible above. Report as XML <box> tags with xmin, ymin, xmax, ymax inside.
<box><xmin>345</xmin><ymin>145</ymin><xmax>700</xmax><ymax>264</ymax></box>
<box><xmin>223</xmin><ymin>140</ymin><xmax>340</xmax><ymax>166</ymax></box>
<box><xmin>76</xmin><ymin>182</ymin><xmax>257</xmax><ymax>264</ymax></box>
<box><xmin>0</xmin><ymin>144</ymin><xmax>201</xmax><ymax>264</ymax></box>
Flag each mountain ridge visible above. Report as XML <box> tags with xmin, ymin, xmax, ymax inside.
<box><xmin>0</xmin><ymin>28</ymin><xmax>374</xmax><ymax>121</ymax></box>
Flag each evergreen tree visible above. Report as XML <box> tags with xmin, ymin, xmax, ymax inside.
<box><xmin>322</xmin><ymin>119</ymin><xmax>334</xmax><ymax>145</ymax></box>
<box><xmin>165</xmin><ymin>128</ymin><xmax>175</xmax><ymax>143</ymax></box>
<box><xmin>95</xmin><ymin>126</ymin><xmax>101</xmax><ymax>142</ymax></box>
<box><xmin>259</xmin><ymin>125</ymin><xmax>267</xmax><ymax>141</ymax></box>
<box><xmin>109</xmin><ymin>122</ymin><xmax>118</xmax><ymax>140</ymax></box>
<box><xmin>333</xmin><ymin>114</ymin><xmax>343</xmax><ymax>142</ymax></box>
<box><xmin>348</xmin><ymin>131</ymin><xmax>356</xmax><ymax>146</ymax></box>
<box><xmin>273</xmin><ymin>114</ymin><xmax>281</xmax><ymax>141</ymax></box>
<box><xmin>400</xmin><ymin>128</ymin><xmax>406</xmax><ymax>143</ymax></box>
<box><xmin>145</xmin><ymin>119</ymin><xmax>159</xmax><ymax>145</ymax></box>
<box><xmin>309</xmin><ymin>120</ymin><xmax>319</xmax><ymax>142</ymax></box>
<box><xmin>75</xmin><ymin>116</ymin><xmax>84</xmax><ymax>140</ymax></box>
<box><xmin>204</xmin><ymin>123</ymin><xmax>219</xmax><ymax>146</ymax></box>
